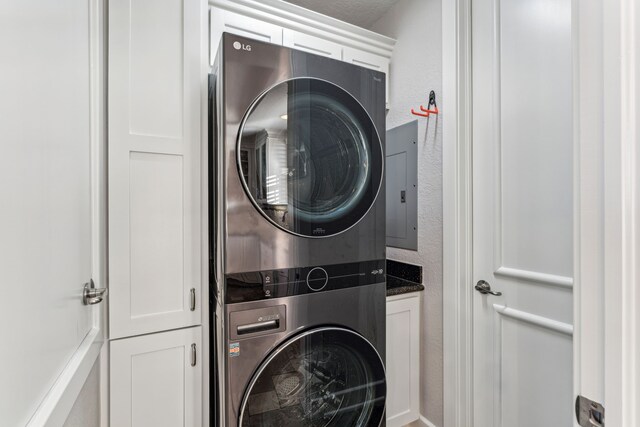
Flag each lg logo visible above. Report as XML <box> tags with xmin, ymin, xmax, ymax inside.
<box><xmin>233</xmin><ymin>41</ymin><xmax>251</xmax><ymax>51</ymax></box>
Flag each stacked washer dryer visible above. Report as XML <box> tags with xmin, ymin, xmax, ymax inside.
<box><xmin>210</xmin><ymin>33</ymin><xmax>387</xmax><ymax>427</ymax></box>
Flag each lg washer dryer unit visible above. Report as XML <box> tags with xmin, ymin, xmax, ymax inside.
<box><xmin>209</xmin><ymin>33</ymin><xmax>388</xmax><ymax>427</ymax></box>
<box><xmin>224</xmin><ymin>261</ymin><xmax>387</xmax><ymax>427</ymax></box>
<box><xmin>212</xmin><ymin>33</ymin><xmax>386</xmax><ymax>274</ymax></box>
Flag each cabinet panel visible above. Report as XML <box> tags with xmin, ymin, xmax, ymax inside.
<box><xmin>110</xmin><ymin>327</ymin><xmax>202</xmax><ymax>427</ymax></box>
<box><xmin>210</xmin><ymin>8</ymin><xmax>283</xmax><ymax>63</ymax></box>
<box><xmin>109</xmin><ymin>0</ymin><xmax>202</xmax><ymax>338</ymax></box>
<box><xmin>343</xmin><ymin>47</ymin><xmax>390</xmax><ymax>105</ymax></box>
<box><xmin>129</xmin><ymin>0</ymin><xmax>184</xmax><ymax>138</ymax></box>
<box><xmin>282</xmin><ymin>28</ymin><xmax>342</xmax><ymax>59</ymax></box>
<box><xmin>386</xmin><ymin>294</ymin><xmax>420</xmax><ymax>427</ymax></box>
<box><xmin>129</xmin><ymin>152</ymin><xmax>184</xmax><ymax>317</ymax></box>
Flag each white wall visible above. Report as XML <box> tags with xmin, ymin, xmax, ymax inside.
<box><xmin>370</xmin><ymin>1</ymin><xmax>444</xmax><ymax>425</ymax></box>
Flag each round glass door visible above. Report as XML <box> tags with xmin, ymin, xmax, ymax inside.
<box><xmin>237</xmin><ymin>78</ymin><xmax>383</xmax><ymax>237</ymax></box>
<box><xmin>239</xmin><ymin>327</ymin><xmax>386</xmax><ymax>427</ymax></box>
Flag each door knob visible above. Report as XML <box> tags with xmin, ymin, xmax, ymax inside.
<box><xmin>475</xmin><ymin>280</ymin><xmax>502</xmax><ymax>296</ymax></box>
<box><xmin>83</xmin><ymin>279</ymin><xmax>108</xmax><ymax>305</ymax></box>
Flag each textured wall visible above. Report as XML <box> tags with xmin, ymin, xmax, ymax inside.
<box><xmin>370</xmin><ymin>1</ymin><xmax>444</xmax><ymax>425</ymax></box>
<box><xmin>63</xmin><ymin>359</ymin><xmax>100</xmax><ymax>427</ymax></box>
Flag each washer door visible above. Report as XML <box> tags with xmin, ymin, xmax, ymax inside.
<box><xmin>239</xmin><ymin>327</ymin><xmax>386</xmax><ymax>427</ymax></box>
<box><xmin>237</xmin><ymin>78</ymin><xmax>383</xmax><ymax>238</ymax></box>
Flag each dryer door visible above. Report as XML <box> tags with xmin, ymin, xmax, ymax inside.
<box><xmin>237</xmin><ymin>78</ymin><xmax>384</xmax><ymax>238</ymax></box>
<box><xmin>238</xmin><ymin>327</ymin><xmax>386</xmax><ymax>427</ymax></box>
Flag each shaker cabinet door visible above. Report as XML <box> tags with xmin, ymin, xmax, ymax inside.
<box><xmin>108</xmin><ymin>0</ymin><xmax>203</xmax><ymax>338</ymax></box>
<box><xmin>386</xmin><ymin>293</ymin><xmax>421</xmax><ymax>427</ymax></box>
<box><xmin>282</xmin><ymin>28</ymin><xmax>343</xmax><ymax>59</ymax></box>
<box><xmin>110</xmin><ymin>327</ymin><xmax>202</xmax><ymax>427</ymax></box>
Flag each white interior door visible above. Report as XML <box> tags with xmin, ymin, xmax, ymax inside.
<box><xmin>471</xmin><ymin>0</ymin><xmax>574</xmax><ymax>425</ymax></box>
<box><xmin>0</xmin><ymin>0</ymin><xmax>103</xmax><ymax>425</ymax></box>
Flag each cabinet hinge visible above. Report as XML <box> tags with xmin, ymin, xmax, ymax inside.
<box><xmin>576</xmin><ymin>395</ymin><xmax>604</xmax><ymax>426</ymax></box>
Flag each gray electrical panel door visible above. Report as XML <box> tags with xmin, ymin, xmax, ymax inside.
<box><xmin>386</xmin><ymin>120</ymin><xmax>418</xmax><ymax>250</ymax></box>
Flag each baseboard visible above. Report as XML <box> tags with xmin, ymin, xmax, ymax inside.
<box><xmin>412</xmin><ymin>415</ymin><xmax>437</xmax><ymax>427</ymax></box>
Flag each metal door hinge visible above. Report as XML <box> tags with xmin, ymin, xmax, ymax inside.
<box><xmin>191</xmin><ymin>343</ymin><xmax>197</xmax><ymax>367</ymax></box>
<box><xmin>576</xmin><ymin>395</ymin><xmax>604</xmax><ymax>426</ymax></box>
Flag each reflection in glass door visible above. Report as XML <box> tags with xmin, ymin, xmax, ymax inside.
<box><xmin>239</xmin><ymin>328</ymin><xmax>386</xmax><ymax>427</ymax></box>
<box><xmin>237</xmin><ymin>78</ymin><xmax>383</xmax><ymax>238</ymax></box>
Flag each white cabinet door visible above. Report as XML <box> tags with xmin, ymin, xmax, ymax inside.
<box><xmin>343</xmin><ymin>47</ymin><xmax>390</xmax><ymax>106</ymax></box>
<box><xmin>109</xmin><ymin>0</ymin><xmax>202</xmax><ymax>339</ymax></box>
<box><xmin>111</xmin><ymin>327</ymin><xmax>202</xmax><ymax>427</ymax></box>
<box><xmin>386</xmin><ymin>293</ymin><xmax>421</xmax><ymax>427</ymax></box>
<box><xmin>210</xmin><ymin>8</ymin><xmax>283</xmax><ymax>63</ymax></box>
<box><xmin>282</xmin><ymin>28</ymin><xmax>342</xmax><ymax>59</ymax></box>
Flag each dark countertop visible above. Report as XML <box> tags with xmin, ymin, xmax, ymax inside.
<box><xmin>386</xmin><ymin>275</ymin><xmax>424</xmax><ymax>296</ymax></box>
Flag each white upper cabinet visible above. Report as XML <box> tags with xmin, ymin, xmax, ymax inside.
<box><xmin>208</xmin><ymin>0</ymin><xmax>395</xmax><ymax>105</ymax></box>
<box><xmin>282</xmin><ymin>28</ymin><xmax>343</xmax><ymax>59</ymax></box>
<box><xmin>108</xmin><ymin>0</ymin><xmax>203</xmax><ymax>339</ymax></box>
<box><xmin>210</xmin><ymin>8</ymin><xmax>283</xmax><ymax>62</ymax></box>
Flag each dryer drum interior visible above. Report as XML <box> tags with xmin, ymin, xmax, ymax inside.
<box><xmin>238</xmin><ymin>327</ymin><xmax>386</xmax><ymax>427</ymax></box>
<box><xmin>237</xmin><ymin>78</ymin><xmax>384</xmax><ymax>238</ymax></box>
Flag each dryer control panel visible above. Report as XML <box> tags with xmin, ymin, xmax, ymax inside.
<box><xmin>225</xmin><ymin>259</ymin><xmax>386</xmax><ymax>304</ymax></box>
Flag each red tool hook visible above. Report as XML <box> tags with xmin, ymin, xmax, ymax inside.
<box><xmin>411</xmin><ymin>90</ymin><xmax>439</xmax><ymax>117</ymax></box>
<box><xmin>410</xmin><ymin>108</ymin><xmax>429</xmax><ymax>117</ymax></box>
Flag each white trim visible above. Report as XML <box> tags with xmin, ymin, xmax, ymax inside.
<box><xmin>90</xmin><ymin>0</ymin><xmax>107</xmax><ymax>296</ymax></box>
<box><xmin>602</xmin><ymin>0</ymin><xmax>639</xmax><ymax>425</ymax></box>
<box><xmin>25</xmin><ymin>329</ymin><xmax>103</xmax><ymax>427</ymax></box>
<box><xmin>412</xmin><ymin>415</ymin><xmax>438</xmax><ymax>427</ymax></box>
<box><xmin>389</xmin><ymin>411</ymin><xmax>419</xmax><ymax>427</ymax></box>
<box><xmin>573</xmin><ymin>0</ymin><xmax>606</xmax><ymax>416</ymax></box>
<box><xmin>200</xmin><ymin>0</ymin><xmax>210</xmax><ymax>426</ymax></box>
<box><xmin>574</xmin><ymin>0</ymin><xmax>640</xmax><ymax>425</ymax></box>
<box><xmin>209</xmin><ymin>0</ymin><xmax>395</xmax><ymax>58</ymax></box>
<box><xmin>442</xmin><ymin>0</ymin><xmax>473</xmax><ymax>426</ymax></box>
<box><xmin>493</xmin><ymin>305</ymin><xmax>574</xmax><ymax>336</ymax></box>
<box><xmin>90</xmin><ymin>1</ymin><xmax>109</xmax><ymax>425</ymax></box>
<box><xmin>494</xmin><ymin>267</ymin><xmax>573</xmax><ymax>288</ymax></box>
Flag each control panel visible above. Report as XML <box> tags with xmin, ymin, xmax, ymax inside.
<box><xmin>225</xmin><ymin>259</ymin><xmax>385</xmax><ymax>304</ymax></box>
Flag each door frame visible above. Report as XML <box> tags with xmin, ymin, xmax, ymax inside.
<box><xmin>599</xmin><ymin>0</ymin><xmax>640</xmax><ymax>424</ymax></box>
<box><xmin>442</xmin><ymin>0</ymin><xmax>473</xmax><ymax>425</ymax></box>
<box><xmin>442</xmin><ymin>0</ymin><xmax>640</xmax><ymax>426</ymax></box>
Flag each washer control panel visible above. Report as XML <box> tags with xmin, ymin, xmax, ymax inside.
<box><xmin>225</xmin><ymin>259</ymin><xmax>385</xmax><ymax>304</ymax></box>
